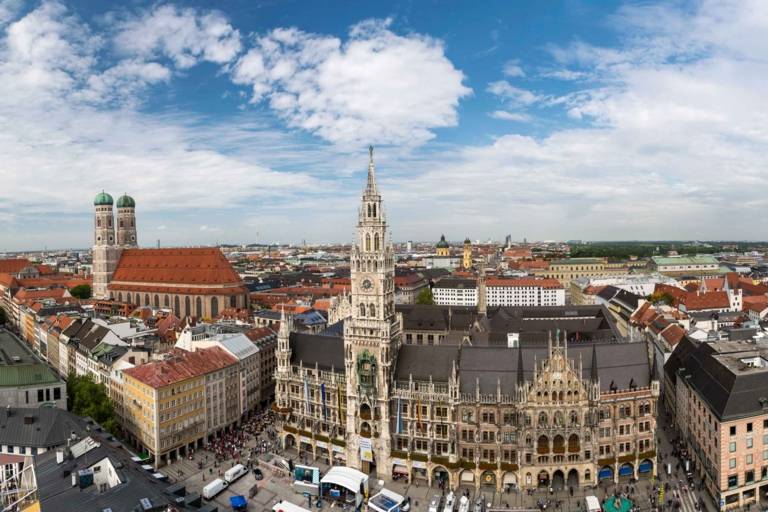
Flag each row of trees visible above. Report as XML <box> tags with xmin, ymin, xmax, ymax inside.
<box><xmin>67</xmin><ymin>373</ymin><xmax>119</xmax><ymax>436</ymax></box>
<box><xmin>569</xmin><ymin>243</ymin><xmax>718</xmax><ymax>260</ymax></box>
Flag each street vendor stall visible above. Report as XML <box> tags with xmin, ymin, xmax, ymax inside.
<box><xmin>320</xmin><ymin>466</ymin><xmax>369</xmax><ymax>510</ymax></box>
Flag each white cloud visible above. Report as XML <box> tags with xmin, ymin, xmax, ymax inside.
<box><xmin>113</xmin><ymin>5</ymin><xmax>242</xmax><ymax>68</ymax></box>
<box><xmin>0</xmin><ymin>2</ymin><xmax>318</xmax><ymax>250</ymax></box>
<box><xmin>502</xmin><ymin>60</ymin><xmax>525</xmax><ymax>77</ymax></box>
<box><xmin>232</xmin><ymin>18</ymin><xmax>471</xmax><ymax>146</ymax></box>
<box><xmin>0</xmin><ymin>0</ymin><xmax>23</xmax><ymax>26</ymax></box>
<box><xmin>487</xmin><ymin>81</ymin><xmax>541</xmax><ymax>107</ymax></box>
<box><xmin>489</xmin><ymin>110</ymin><xmax>529</xmax><ymax>122</ymax></box>
<box><xmin>418</xmin><ymin>0</ymin><xmax>768</xmax><ymax>241</ymax></box>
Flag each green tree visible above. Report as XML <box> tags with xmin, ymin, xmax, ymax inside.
<box><xmin>69</xmin><ymin>284</ymin><xmax>92</xmax><ymax>299</ymax></box>
<box><xmin>647</xmin><ymin>291</ymin><xmax>675</xmax><ymax>306</ymax></box>
<box><xmin>416</xmin><ymin>287</ymin><xmax>435</xmax><ymax>305</ymax></box>
<box><xmin>67</xmin><ymin>373</ymin><xmax>119</xmax><ymax>435</ymax></box>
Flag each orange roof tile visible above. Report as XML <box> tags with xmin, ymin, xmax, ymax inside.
<box><xmin>0</xmin><ymin>258</ymin><xmax>32</xmax><ymax>274</ymax></box>
<box><xmin>661</xmin><ymin>324</ymin><xmax>685</xmax><ymax>346</ymax></box>
<box><xmin>110</xmin><ymin>248</ymin><xmax>243</xmax><ymax>286</ymax></box>
<box><xmin>0</xmin><ymin>273</ymin><xmax>18</xmax><ymax>288</ymax></box>
<box><xmin>123</xmin><ymin>347</ymin><xmax>237</xmax><ymax>388</ymax></box>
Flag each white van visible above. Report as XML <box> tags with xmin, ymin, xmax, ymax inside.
<box><xmin>272</xmin><ymin>501</ymin><xmax>312</xmax><ymax>512</ymax></box>
<box><xmin>585</xmin><ymin>495</ymin><xmax>601</xmax><ymax>512</ymax></box>
<box><xmin>224</xmin><ymin>464</ymin><xmax>248</xmax><ymax>484</ymax></box>
<box><xmin>202</xmin><ymin>478</ymin><xmax>228</xmax><ymax>500</ymax></box>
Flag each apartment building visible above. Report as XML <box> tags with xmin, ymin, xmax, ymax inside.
<box><xmin>665</xmin><ymin>338</ymin><xmax>768</xmax><ymax>510</ymax></box>
<box><xmin>121</xmin><ymin>347</ymin><xmax>238</xmax><ymax>468</ymax></box>
<box><xmin>432</xmin><ymin>277</ymin><xmax>564</xmax><ymax>307</ymax></box>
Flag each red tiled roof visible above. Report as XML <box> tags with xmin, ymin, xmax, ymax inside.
<box><xmin>244</xmin><ymin>327</ymin><xmax>276</xmax><ymax>343</ymax></box>
<box><xmin>16</xmin><ymin>276</ymin><xmax>91</xmax><ymax>289</ymax></box>
<box><xmin>215</xmin><ymin>308</ymin><xmax>250</xmax><ymax>322</ymax></box>
<box><xmin>35</xmin><ymin>264</ymin><xmax>56</xmax><ymax>275</ymax></box>
<box><xmin>486</xmin><ymin>278</ymin><xmax>563</xmax><ymax>289</ymax></box>
<box><xmin>681</xmin><ymin>291</ymin><xmax>730</xmax><ymax>311</ymax></box>
<box><xmin>515</xmin><ymin>259</ymin><xmax>549</xmax><ymax>270</ymax></box>
<box><xmin>111</xmin><ymin>248</ymin><xmax>243</xmax><ymax>286</ymax></box>
<box><xmin>14</xmin><ymin>288</ymin><xmax>68</xmax><ymax>301</ymax></box>
<box><xmin>0</xmin><ymin>258</ymin><xmax>32</xmax><ymax>274</ymax></box>
<box><xmin>0</xmin><ymin>273</ymin><xmax>18</xmax><ymax>288</ymax></box>
<box><xmin>503</xmin><ymin>248</ymin><xmax>533</xmax><ymax>259</ymax></box>
<box><xmin>313</xmin><ymin>299</ymin><xmax>331</xmax><ymax>311</ymax></box>
<box><xmin>661</xmin><ymin>324</ymin><xmax>685</xmax><ymax>346</ymax></box>
<box><xmin>124</xmin><ymin>347</ymin><xmax>237</xmax><ymax>388</ymax></box>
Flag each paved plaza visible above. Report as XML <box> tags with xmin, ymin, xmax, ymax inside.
<box><xmin>156</xmin><ymin>406</ymin><xmax>766</xmax><ymax>512</ymax></box>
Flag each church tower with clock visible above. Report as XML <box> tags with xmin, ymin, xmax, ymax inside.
<box><xmin>344</xmin><ymin>146</ymin><xmax>401</xmax><ymax>476</ymax></box>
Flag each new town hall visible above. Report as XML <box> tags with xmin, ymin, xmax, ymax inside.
<box><xmin>275</xmin><ymin>149</ymin><xmax>660</xmax><ymax>491</ymax></box>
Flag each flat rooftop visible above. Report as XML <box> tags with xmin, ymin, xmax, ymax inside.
<box><xmin>0</xmin><ymin>329</ymin><xmax>62</xmax><ymax>387</ymax></box>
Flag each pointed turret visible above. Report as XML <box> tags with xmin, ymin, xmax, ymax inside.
<box><xmin>365</xmin><ymin>145</ymin><xmax>378</xmax><ymax>196</ymax></box>
<box><xmin>590</xmin><ymin>345</ymin><xmax>599</xmax><ymax>383</ymax></box>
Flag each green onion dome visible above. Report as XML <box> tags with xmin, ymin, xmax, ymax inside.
<box><xmin>94</xmin><ymin>191</ymin><xmax>114</xmax><ymax>206</ymax></box>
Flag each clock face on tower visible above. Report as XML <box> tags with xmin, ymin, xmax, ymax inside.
<box><xmin>361</xmin><ymin>278</ymin><xmax>373</xmax><ymax>291</ymax></box>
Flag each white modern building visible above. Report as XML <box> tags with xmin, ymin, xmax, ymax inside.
<box><xmin>432</xmin><ymin>277</ymin><xmax>565</xmax><ymax>307</ymax></box>
<box><xmin>571</xmin><ymin>273</ymin><xmax>679</xmax><ymax>304</ymax></box>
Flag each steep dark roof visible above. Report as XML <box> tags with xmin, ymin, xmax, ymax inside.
<box><xmin>394</xmin><ymin>345</ymin><xmax>458</xmax><ymax>382</ymax></box>
<box><xmin>290</xmin><ymin>332</ymin><xmax>344</xmax><ymax>371</ymax></box>
<box><xmin>397</xmin><ymin>304</ymin><xmax>477</xmax><ymax>332</ymax></box>
<box><xmin>395</xmin><ymin>341</ymin><xmax>651</xmax><ymax>395</ymax></box>
<box><xmin>664</xmin><ymin>338</ymin><xmax>768</xmax><ymax>420</ymax></box>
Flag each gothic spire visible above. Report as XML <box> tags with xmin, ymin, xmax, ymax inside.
<box><xmin>365</xmin><ymin>145</ymin><xmax>378</xmax><ymax>196</ymax></box>
<box><xmin>590</xmin><ymin>344</ymin><xmax>599</xmax><ymax>383</ymax></box>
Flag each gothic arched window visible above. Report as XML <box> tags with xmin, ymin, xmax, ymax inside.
<box><xmin>374</xmin><ymin>234</ymin><xmax>380</xmax><ymax>251</ymax></box>
<box><xmin>365</xmin><ymin>234</ymin><xmax>371</xmax><ymax>252</ymax></box>
<box><xmin>367</xmin><ymin>204</ymin><xmax>372</xmax><ymax>217</ymax></box>
<box><xmin>211</xmin><ymin>297</ymin><xmax>219</xmax><ymax>318</ymax></box>
<box><xmin>144</xmin><ymin>294</ymin><xmax>150</xmax><ymax>305</ymax></box>
<box><xmin>230</xmin><ymin>295</ymin><xmax>237</xmax><ymax>308</ymax></box>
<box><xmin>154</xmin><ymin>294</ymin><xmax>159</xmax><ymax>308</ymax></box>
<box><xmin>369</xmin><ymin>303</ymin><xmax>375</xmax><ymax>317</ymax></box>
<box><xmin>117</xmin><ymin>292</ymin><xmax>122</xmax><ymax>302</ymax></box>
<box><xmin>570</xmin><ymin>410</ymin><xmax>579</xmax><ymax>425</ymax></box>
<box><xmin>359</xmin><ymin>303</ymin><xmax>366</xmax><ymax>317</ymax></box>
<box><xmin>126</xmin><ymin>293</ymin><xmax>132</xmax><ymax>304</ymax></box>
<box><xmin>174</xmin><ymin>296</ymin><xmax>180</xmax><ymax>314</ymax></box>
<box><xmin>372</xmin><ymin>203</ymin><xmax>376</xmax><ymax>218</ymax></box>
<box><xmin>538</xmin><ymin>412</ymin><xmax>548</xmax><ymax>426</ymax></box>
<box><xmin>97</xmin><ymin>218</ymin><xmax>101</xmax><ymax>227</ymax></box>
<box><xmin>196</xmin><ymin>297</ymin><xmax>202</xmax><ymax>317</ymax></box>
<box><xmin>164</xmin><ymin>295</ymin><xmax>169</xmax><ymax>307</ymax></box>
<box><xmin>185</xmin><ymin>296</ymin><xmax>191</xmax><ymax>317</ymax></box>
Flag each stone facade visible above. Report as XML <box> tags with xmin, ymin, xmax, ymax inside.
<box><xmin>274</xmin><ymin>149</ymin><xmax>659</xmax><ymax>491</ymax></box>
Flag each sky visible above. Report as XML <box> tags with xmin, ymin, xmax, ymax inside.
<box><xmin>1</xmin><ymin>0</ymin><xmax>767</xmax><ymax>251</ymax></box>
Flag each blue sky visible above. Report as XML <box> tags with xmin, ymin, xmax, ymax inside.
<box><xmin>1</xmin><ymin>0</ymin><xmax>767</xmax><ymax>251</ymax></box>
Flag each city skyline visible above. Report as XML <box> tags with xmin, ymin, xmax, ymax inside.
<box><xmin>2</xmin><ymin>0</ymin><xmax>768</xmax><ymax>251</ymax></box>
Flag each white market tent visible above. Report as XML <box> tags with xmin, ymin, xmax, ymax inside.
<box><xmin>320</xmin><ymin>466</ymin><xmax>369</xmax><ymax>494</ymax></box>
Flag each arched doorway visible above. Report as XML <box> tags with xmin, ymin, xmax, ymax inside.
<box><xmin>433</xmin><ymin>466</ymin><xmax>449</xmax><ymax>489</ymax></box>
<box><xmin>393</xmin><ymin>463</ymin><xmax>408</xmax><ymax>482</ymax></box>
<box><xmin>503</xmin><ymin>472</ymin><xmax>517</xmax><ymax>492</ymax></box>
<box><xmin>618</xmin><ymin>463</ymin><xmax>634</xmax><ymax>481</ymax></box>
<box><xmin>481</xmin><ymin>471</ymin><xmax>496</xmax><ymax>487</ymax></box>
<box><xmin>537</xmin><ymin>470</ymin><xmax>549</xmax><ymax>488</ymax></box>
<box><xmin>284</xmin><ymin>434</ymin><xmax>296</xmax><ymax>450</ymax></box>
<box><xmin>567</xmin><ymin>469</ymin><xmax>579</xmax><ymax>489</ymax></box>
<box><xmin>460</xmin><ymin>469</ymin><xmax>475</xmax><ymax>485</ymax></box>
<box><xmin>638</xmin><ymin>459</ymin><xmax>653</xmax><ymax>478</ymax></box>
<box><xmin>598</xmin><ymin>466</ymin><xmax>613</xmax><ymax>481</ymax></box>
<box><xmin>552</xmin><ymin>470</ymin><xmax>565</xmax><ymax>491</ymax></box>
<box><xmin>359</xmin><ymin>403</ymin><xmax>372</xmax><ymax>421</ymax></box>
